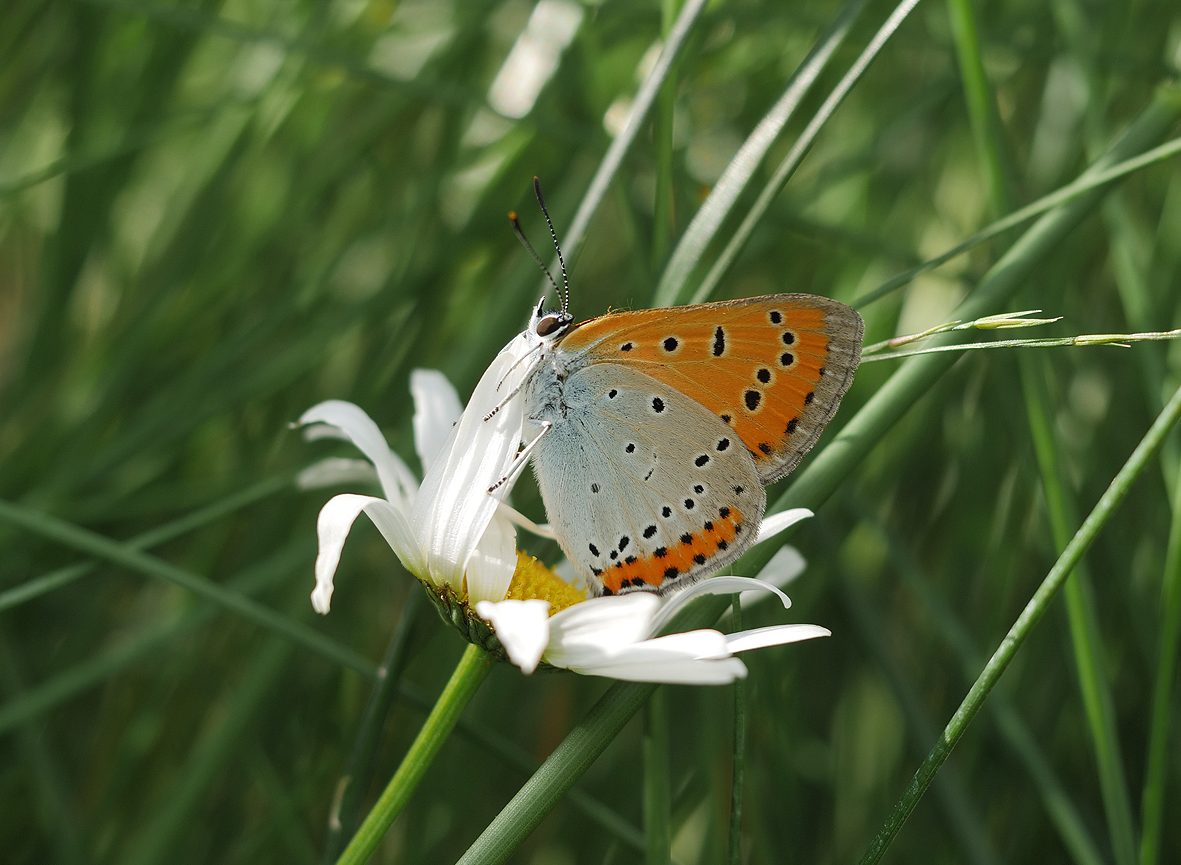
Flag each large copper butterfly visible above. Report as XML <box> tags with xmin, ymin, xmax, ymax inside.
<box><xmin>506</xmin><ymin>181</ymin><xmax>863</xmax><ymax>596</ymax></box>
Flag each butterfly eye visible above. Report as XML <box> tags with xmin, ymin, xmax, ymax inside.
<box><xmin>535</xmin><ymin>313</ymin><xmax>569</xmax><ymax>337</ymax></box>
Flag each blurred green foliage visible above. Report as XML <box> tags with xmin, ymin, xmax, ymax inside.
<box><xmin>1</xmin><ymin>0</ymin><xmax>1179</xmax><ymax>863</ymax></box>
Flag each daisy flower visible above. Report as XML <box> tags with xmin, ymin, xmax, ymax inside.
<box><xmin>299</xmin><ymin>335</ymin><xmax>829</xmax><ymax>685</ymax></box>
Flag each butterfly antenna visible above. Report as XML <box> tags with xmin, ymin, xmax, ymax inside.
<box><xmin>532</xmin><ymin>176</ymin><xmax>571</xmax><ymax>315</ymax></box>
<box><xmin>508</xmin><ymin>210</ymin><xmax>560</xmax><ymax>297</ymax></box>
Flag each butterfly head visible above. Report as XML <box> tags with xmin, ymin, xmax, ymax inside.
<box><xmin>530</xmin><ymin>296</ymin><xmax>574</xmax><ymax>343</ymax></box>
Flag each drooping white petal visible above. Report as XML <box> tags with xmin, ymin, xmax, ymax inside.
<box><xmin>410</xmin><ymin>369</ymin><xmax>464</xmax><ymax>475</ymax></box>
<box><xmin>311</xmin><ymin>493</ymin><xmax>419</xmax><ymax>614</ymax></box>
<box><xmin>544</xmin><ymin>594</ymin><xmax>661</xmax><ymax>665</ymax></box>
<box><xmin>476</xmin><ymin>599</ymin><xmax>551</xmax><ymax>674</ymax></box>
<box><xmin>649</xmin><ymin>576</ymin><xmax>792</xmax><ymax>636</ymax></box>
<box><xmin>557</xmin><ymin>630</ymin><xmax>749</xmax><ymax>684</ymax></box>
<box><xmin>464</xmin><ymin>513</ymin><xmax>518</xmax><ymax>604</ymax></box>
<box><xmin>297</xmin><ymin>457</ymin><xmax>380</xmax><ymax>491</ymax></box>
<box><xmin>754</xmin><ymin>508</ymin><xmax>814</xmax><ymax>544</ymax></box>
<box><xmin>412</xmin><ymin>334</ymin><xmax>534</xmax><ymax>590</ymax></box>
<box><xmin>739</xmin><ymin>546</ymin><xmax>807</xmax><ymax>608</ymax></box>
<box><xmin>496</xmin><ymin>500</ymin><xmax>557</xmax><ymax>540</ymax></box>
<box><xmin>724</xmin><ymin>624</ymin><xmax>831</xmax><ymax>653</ymax></box>
<box><xmin>299</xmin><ymin>401</ymin><xmax>419</xmax><ymax>511</ymax></box>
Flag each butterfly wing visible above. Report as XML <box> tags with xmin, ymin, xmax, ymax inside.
<box><xmin>529</xmin><ymin>363</ymin><xmax>765</xmax><ymax>595</ymax></box>
<box><xmin>559</xmin><ymin>294</ymin><xmax>862</xmax><ymax>483</ymax></box>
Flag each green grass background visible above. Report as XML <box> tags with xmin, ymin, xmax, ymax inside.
<box><xmin>2</xmin><ymin>0</ymin><xmax>1180</xmax><ymax>863</ymax></box>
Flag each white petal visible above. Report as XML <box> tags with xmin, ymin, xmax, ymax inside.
<box><xmin>476</xmin><ymin>599</ymin><xmax>551</xmax><ymax>674</ymax></box>
<box><xmin>545</xmin><ymin>594</ymin><xmax>661</xmax><ymax>664</ymax></box>
<box><xmin>464</xmin><ymin>514</ymin><xmax>517</xmax><ymax>603</ymax></box>
<box><xmin>557</xmin><ymin>630</ymin><xmax>749</xmax><ymax>684</ymax></box>
<box><xmin>311</xmin><ymin>494</ymin><xmax>419</xmax><ymax>614</ymax></box>
<box><xmin>724</xmin><ymin>624</ymin><xmax>831</xmax><ymax>654</ymax></box>
<box><xmin>650</xmin><ymin>576</ymin><xmax>792</xmax><ymax>635</ymax></box>
<box><xmin>496</xmin><ymin>500</ymin><xmax>557</xmax><ymax>540</ymax></box>
<box><xmin>412</xmin><ymin>335</ymin><xmax>534</xmax><ymax>590</ymax></box>
<box><xmin>411</xmin><ymin>369</ymin><xmax>464</xmax><ymax>475</ymax></box>
<box><xmin>755</xmin><ymin>508</ymin><xmax>814</xmax><ymax>544</ymax></box>
<box><xmin>299</xmin><ymin>401</ymin><xmax>419</xmax><ymax>510</ymax></box>
<box><xmin>297</xmin><ymin>457</ymin><xmax>380</xmax><ymax>491</ymax></box>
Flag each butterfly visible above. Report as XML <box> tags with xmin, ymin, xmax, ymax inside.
<box><xmin>502</xmin><ymin>181</ymin><xmax>863</xmax><ymax>597</ymax></box>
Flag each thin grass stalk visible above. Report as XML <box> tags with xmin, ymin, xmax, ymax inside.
<box><xmin>727</xmin><ymin>596</ymin><xmax>747</xmax><ymax>865</ymax></box>
<box><xmin>1140</xmin><ymin>455</ymin><xmax>1181</xmax><ymax>865</ymax></box>
<box><xmin>852</xmin><ymin>135</ymin><xmax>1181</xmax><ymax>308</ymax></box>
<box><xmin>643</xmin><ymin>690</ymin><xmax>672</xmax><ymax>865</ymax></box>
<box><xmin>857</xmin><ymin>382</ymin><xmax>1181</xmax><ymax>865</ymax></box>
<box><xmin>456</xmin><ymin>91</ymin><xmax>1181</xmax><ymax>865</ymax></box>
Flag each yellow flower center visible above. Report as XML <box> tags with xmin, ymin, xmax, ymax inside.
<box><xmin>505</xmin><ymin>551</ymin><xmax>586</xmax><ymax>614</ymax></box>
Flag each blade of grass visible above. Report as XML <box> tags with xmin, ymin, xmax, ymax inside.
<box><xmin>558</xmin><ymin>0</ymin><xmax>707</xmax><ymax>271</ymax></box>
<box><xmin>0</xmin><ymin>498</ymin><xmax>374</xmax><ymax>675</ymax></box>
<box><xmin>1020</xmin><ymin>355</ymin><xmax>1139</xmax><ymax>865</ymax></box>
<box><xmin>652</xmin><ymin>0</ymin><xmax>870</xmax><ymax>307</ymax></box>
<box><xmin>683</xmin><ymin>0</ymin><xmax>922</xmax><ymax>306</ymax></box>
<box><xmin>0</xmin><ymin>543</ymin><xmax>316</xmax><ymax>735</ymax></box>
<box><xmin>857</xmin><ymin>382</ymin><xmax>1181</xmax><ymax>865</ymax></box>
<box><xmin>0</xmin><ymin>475</ymin><xmax>290</xmax><ymax>613</ymax></box>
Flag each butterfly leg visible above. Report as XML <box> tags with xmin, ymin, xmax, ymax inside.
<box><xmin>486</xmin><ymin>419</ymin><xmax>552</xmax><ymax>494</ymax></box>
<box><xmin>483</xmin><ymin>344</ymin><xmax>544</xmax><ymax>421</ymax></box>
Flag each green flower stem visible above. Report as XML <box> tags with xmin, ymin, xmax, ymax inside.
<box><xmin>643</xmin><ymin>690</ymin><xmax>672</xmax><ymax>865</ymax></box>
<box><xmin>334</xmin><ymin>643</ymin><xmax>493</xmax><ymax>865</ymax></box>
<box><xmin>1140</xmin><ymin>454</ymin><xmax>1181</xmax><ymax>865</ymax></box>
<box><xmin>857</xmin><ymin>382</ymin><xmax>1181</xmax><ymax>865</ymax></box>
